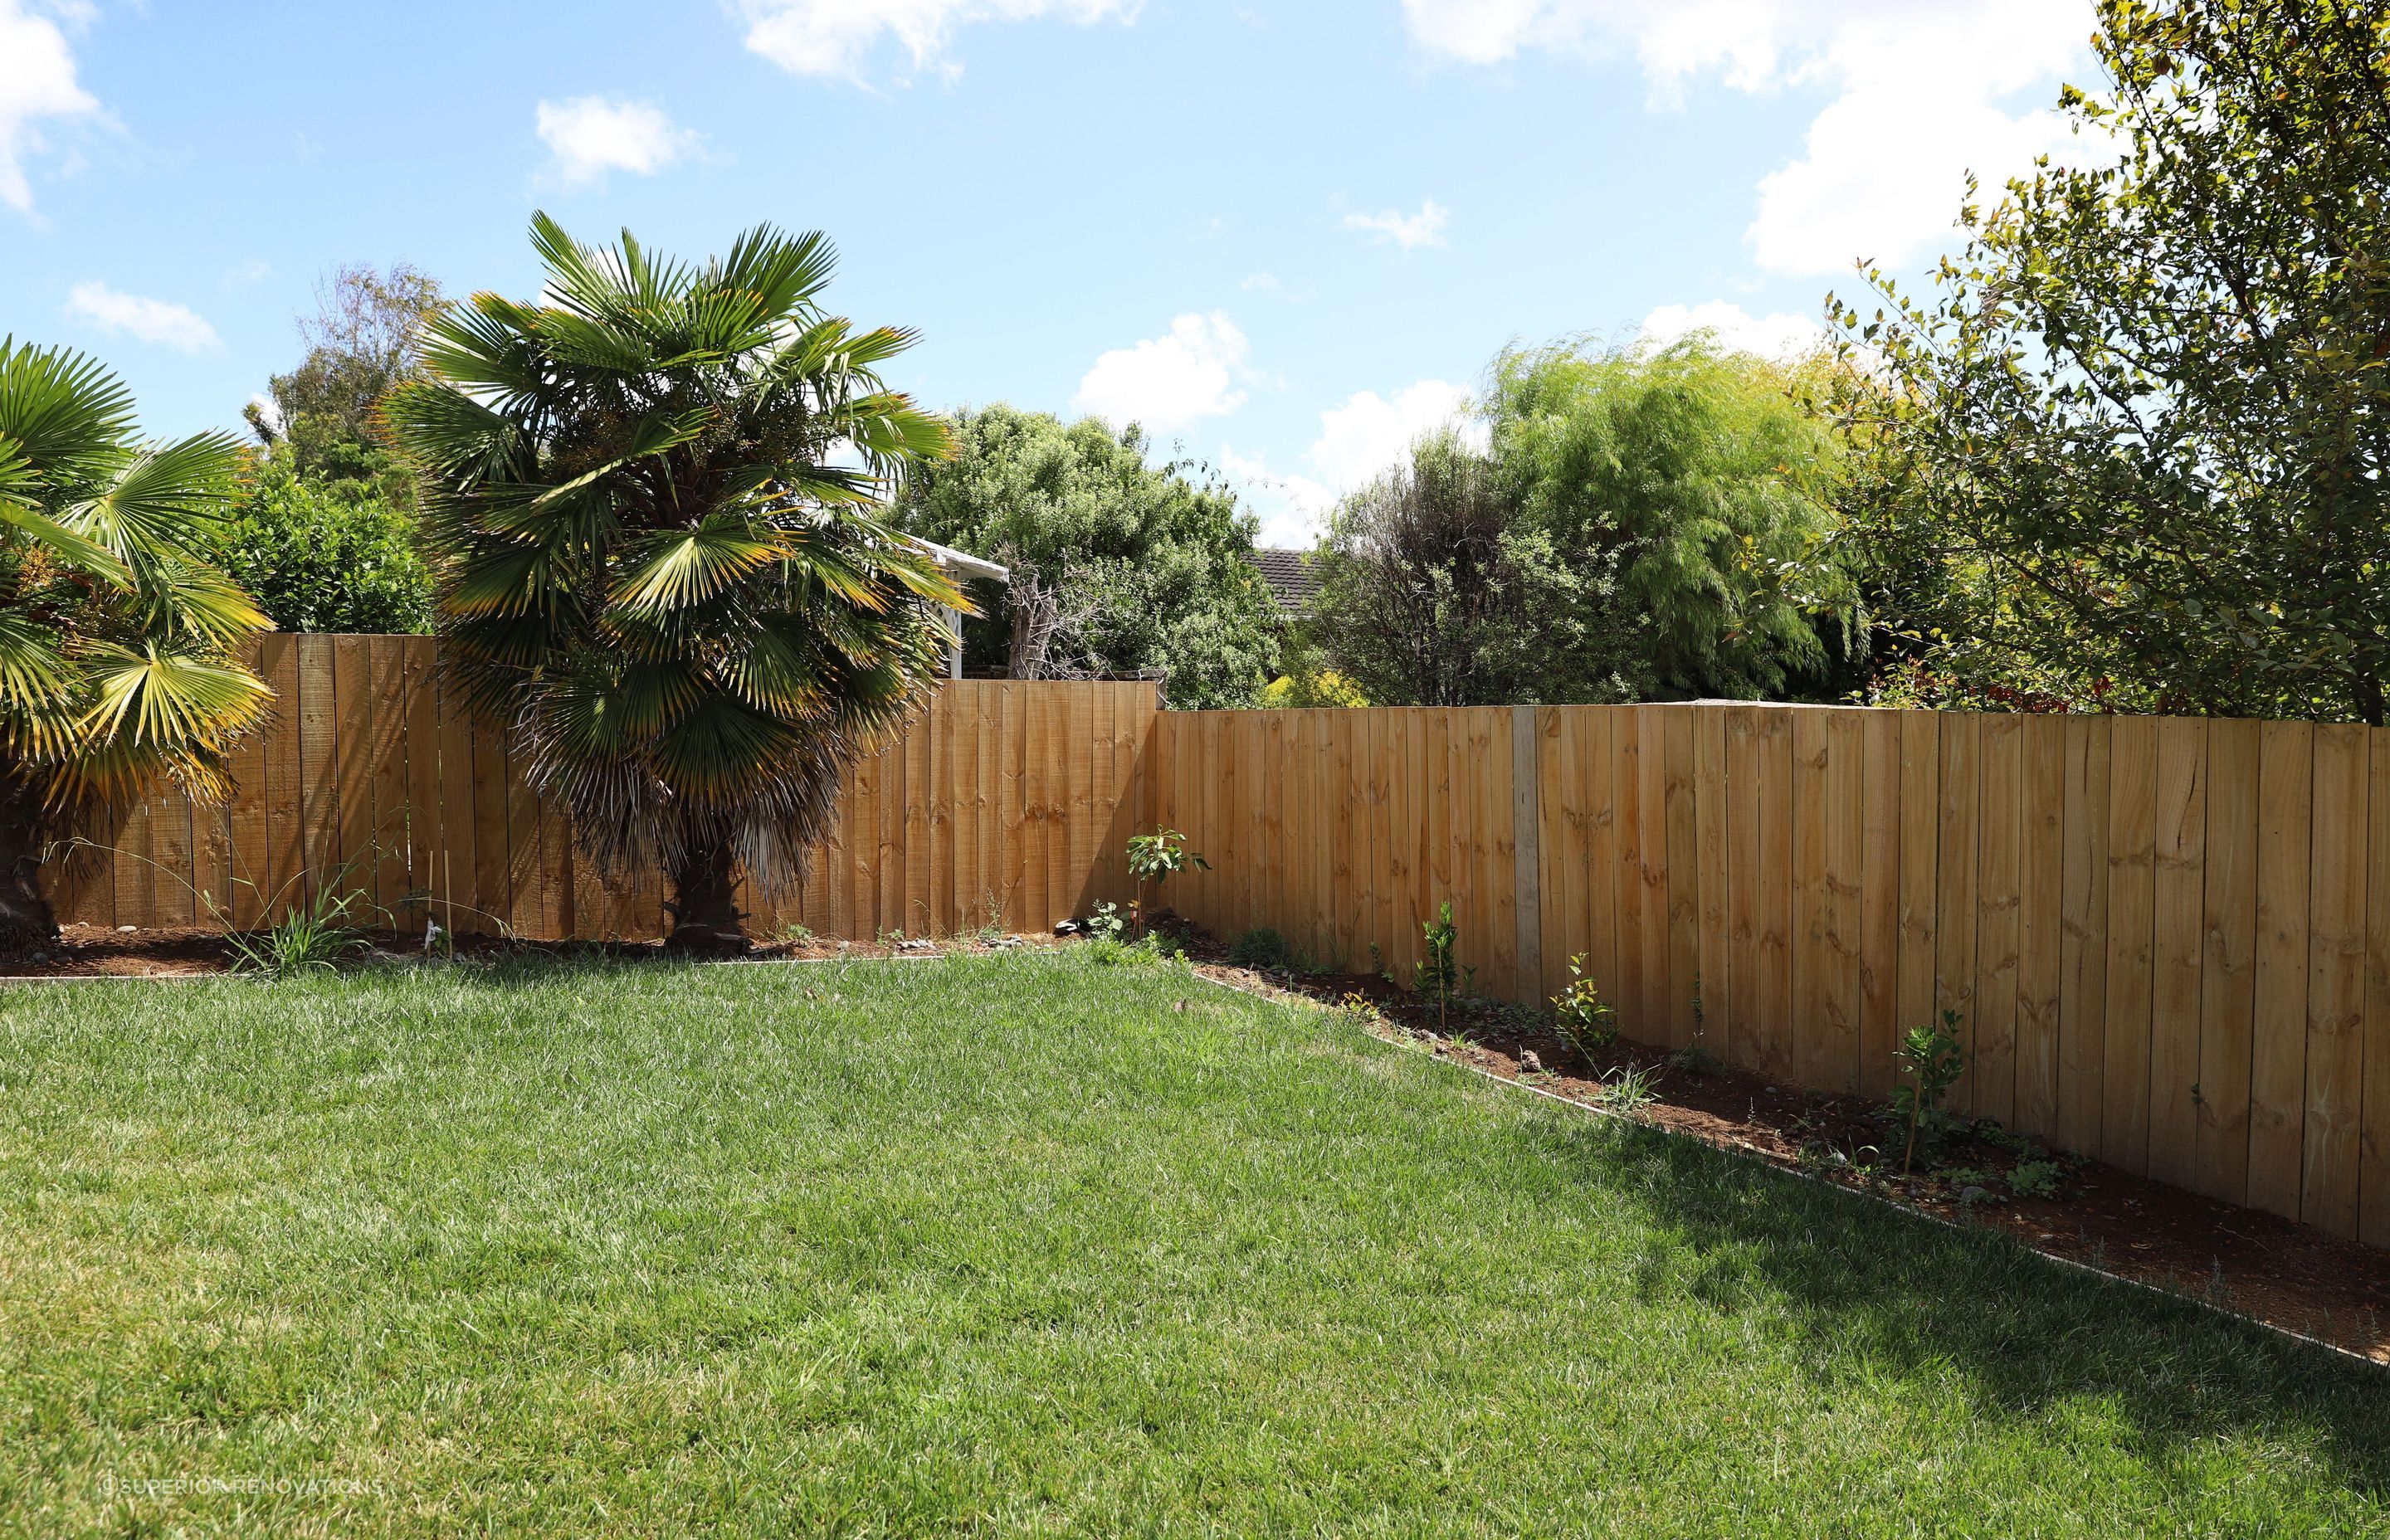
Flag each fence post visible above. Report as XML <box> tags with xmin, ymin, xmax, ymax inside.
<box><xmin>1511</xmin><ymin>704</ymin><xmax>1544</xmax><ymax>1005</ymax></box>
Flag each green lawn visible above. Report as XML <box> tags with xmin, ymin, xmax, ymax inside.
<box><xmin>1</xmin><ymin>953</ymin><xmax>2383</xmax><ymax>1537</ymax></box>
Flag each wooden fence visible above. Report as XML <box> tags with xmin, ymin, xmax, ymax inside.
<box><xmin>46</xmin><ymin>635</ymin><xmax>1158</xmax><ymax>945</ymax></box>
<box><xmin>1153</xmin><ymin>703</ymin><xmax>2390</xmax><ymax>1250</ymax></box>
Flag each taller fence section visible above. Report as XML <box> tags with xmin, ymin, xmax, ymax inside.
<box><xmin>44</xmin><ymin>636</ymin><xmax>1158</xmax><ymax>946</ymax></box>
<box><xmin>1154</xmin><ymin>702</ymin><xmax>2390</xmax><ymax>1250</ymax></box>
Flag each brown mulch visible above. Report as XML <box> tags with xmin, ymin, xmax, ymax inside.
<box><xmin>3</xmin><ymin>922</ymin><xmax>1069</xmax><ymax>977</ymax></box>
<box><xmin>12</xmin><ymin>914</ymin><xmax>2387</xmax><ymax>1363</ymax></box>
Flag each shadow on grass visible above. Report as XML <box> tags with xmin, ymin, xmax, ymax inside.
<box><xmin>1510</xmin><ymin>1111</ymin><xmax>2390</xmax><ymax>1499</ymax></box>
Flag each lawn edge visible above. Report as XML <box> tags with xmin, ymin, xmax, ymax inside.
<box><xmin>1188</xmin><ymin>967</ymin><xmax>2388</xmax><ymax>1374</ymax></box>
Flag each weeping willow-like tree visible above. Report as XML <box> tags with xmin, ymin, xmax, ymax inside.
<box><xmin>385</xmin><ymin>215</ymin><xmax>961</xmax><ymax>953</ymax></box>
<box><xmin>0</xmin><ymin>341</ymin><xmax>273</xmax><ymax>953</ymax></box>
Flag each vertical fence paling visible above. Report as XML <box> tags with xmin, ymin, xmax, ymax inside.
<box><xmin>1159</xmin><ymin>699</ymin><xmax>2390</xmax><ymax>1249</ymax></box>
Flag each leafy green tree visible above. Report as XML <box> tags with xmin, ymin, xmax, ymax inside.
<box><xmin>896</xmin><ymin>404</ymin><xmax>1280</xmax><ymax>708</ymax></box>
<box><xmin>1832</xmin><ymin>0</ymin><xmax>2390</xmax><ymax>723</ymax></box>
<box><xmin>1488</xmin><ymin>335</ymin><xmax>1857</xmax><ymax>703</ymax></box>
<box><xmin>1308</xmin><ymin>431</ymin><xmax>1583</xmax><ymax>706</ymax></box>
<box><xmin>386</xmin><ymin>216</ymin><xmax>959</xmax><ymax>953</ymax></box>
<box><xmin>246</xmin><ymin>263</ymin><xmax>445</xmax><ymax>509</ymax></box>
<box><xmin>218</xmin><ymin>464</ymin><xmax>433</xmax><ymax>634</ymax></box>
<box><xmin>0</xmin><ymin>341</ymin><xmax>271</xmax><ymax>952</ymax></box>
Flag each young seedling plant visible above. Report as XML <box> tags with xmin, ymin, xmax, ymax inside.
<box><xmin>1415</xmin><ymin>901</ymin><xmax>1459</xmax><ymax>1033</ymax></box>
<box><xmin>1890</xmin><ymin>1011</ymin><xmax>1966</xmax><ymax>1175</ymax></box>
<box><xmin>1125</xmin><ymin>828</ymin><xmax>1209</xmax><ymax>938</ymax></box>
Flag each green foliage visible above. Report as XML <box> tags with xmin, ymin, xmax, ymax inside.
<box><xmin>246</xmin><ymin>263</ymin><xmax>445</xmax><ymax>511</ymax></box>
<box><xmin>0</xmin><ymin>340</ymin><xmax>273</xmax><ymax>946</ymax></box>
<box><xmin>1308</xmin><ymin>430</ymin><xmax>1580</xmax><ymax>707</ymax></box>
<box><xmin>1832</xmin><ymin>0</ymin><xmax>2390</xmax><ymax>723</ymax></box>
<box><xmin>1597</xmin><ymin>1063</ymin><xmax>1663</xmax><ymax>1117</ymax></box>
<box><xmin>224</xmin><ymin>886</ymin><xmax>374</xmax><ymax>978</ymax></box>
<box><xmin>897</xmin><ymin>404</ymin><xmax>1281</xmax><ymax>707</ymax></box>
<box><xmin>1488</xmin><ymin>336</ymin><xmax>1858</xmax><ymax>702</ymax></box>
<box><xmin>1414</xmin><ymin>900</ymin><xmax>1459</xmax><ymax>1031</ymax></box>
<box><xmin>219</xmin><ymin>465</ymin><xmax>432</xmax><ymax>634</ymax></box>
<box><xmin>1890</xmin><ymin>1012</ymin><xmax>1967</xmax><ymax>1174</ymax></box>
<box><xmin>1126</xmin><ymin>826</ymin><xmax>1207</xmax><ymax>934</ymax></box>
<box><xmin>1227</xmin><ymin>925</ymin><xmax>1290</xmax><ymax>971</ymax></box>
<box><xmin>386</xmin><ymin>216</ymin><xmax>958</xmax><ymax>953</ymax></box>
<box><xmin>1549</xmin><ymin>953</ymin><xmax>1617</xmax><ymax>1062</ymax></box>
<box><xmin>2007</xmin><ymin>1160</ymin><xmax>2064</xmax><ymax>1200</ymax></box>
<box><xmin>1307</xmin><ymin>340</ymin><xmax>1859</xmax><ymax>707</ymax></box>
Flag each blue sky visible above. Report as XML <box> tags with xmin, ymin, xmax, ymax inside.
<box><xmin>2</xmin><ymin>0</ymin><xmax>2094</xmax><ymax>543</ymax></box>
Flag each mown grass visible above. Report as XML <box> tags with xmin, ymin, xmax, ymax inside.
<box><xmin>0</xmin><ymin>951</ymin><xmax>2383</xmax><ymax>1537</ymax></box>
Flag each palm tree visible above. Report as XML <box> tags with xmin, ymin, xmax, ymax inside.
<box><xmin>386</xmin><ymin>215</ymin><xmax>962</xmax><ymax>953</ymax></box>
<box><xmin>0</xmin><ymin>341</ymin><xmax>274</xmax><ymax>953</ymax></box>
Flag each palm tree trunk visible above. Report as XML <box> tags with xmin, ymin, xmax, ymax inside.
<box><xmin>664</xmin><ymin>838</ymin><xmax>748</xmax><ymax>955</ymax></box>
<box><xmin>0</xmin><ymin>774</ymin><xmax>58</xmax><ymax>958</ymax></box>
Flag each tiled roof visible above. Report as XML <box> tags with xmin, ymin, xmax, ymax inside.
<box><xmin>1249</xmin><ymin>547</ymin><xmax>1319</xmax><ymax>614</ymax></box>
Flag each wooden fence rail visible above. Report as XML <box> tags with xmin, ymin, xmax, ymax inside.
<box><xmin>41</xmin><ymin>663</ymin><xmax>2390</xmax><ymax>1250</ymax></box>
<box><xmin>1154</xmin><ymin>702</ymin><xmax>2390</xmax><ymax>1250</ymax></box>
<box><xmin>46</xmin><ymin>635</ymin><xmax>1158</xmax><ymax>946</ymax></box>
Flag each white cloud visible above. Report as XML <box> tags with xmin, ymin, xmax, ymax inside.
<box><xmin>535</xmin><ymin>96</ymin><xmax>697</xmax><ymax>188</ymax></box>
<box><xmin>1401</xmin><ymin>0</ymin><xmax>2095</xmax><ymax>275</ymax></box>
<box><xmin>739</xmin><ymin>0</ymin><xmax>1133</xmax><ymax>81</ymax></box>
<box><xmin>1223</xmin><ymin>378</ymin><xmax>1486</xmax><ymax>547</ymax></box>
<box><xmin>0</xmin><ymin>0</ymin><xmax>99</xmax><ymax>216</ymax></box>
<box><xmin>221</xmin><ymin>257</ymin><xmax>273</xmax><ymax>289</ymax></box>
<box><xmin>1218</xmin><ymin>446</ymin><xmax>1334</xmax><ymax>548</ymax></box>
<box><xmin>1639</xmin><ymin>300</ymin><xmax>1824</xmax><ymax>361</ymax></box>
<box><xmin>1342</xmin><ymin>199</ymin><xmax>1450</xmax><ymax>251</ymax></box>
<box><xmin>64</xmin><ymin>281</ymin><xmax>220</xmax><ymax>352</ymax></box>
<box><xmin>1071</xmin><ymin>312</ymin><xmax>1251</xmax><ymax>431</ymax></box>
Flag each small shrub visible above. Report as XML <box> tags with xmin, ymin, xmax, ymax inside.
<box><xmin>1549</xmin><ymin>954</ymin><xmax>1617</xmax><ymax>1062</ymax></box>
<box><xmin>2006</xmin><ymin>1160</ymin><xmax>2063</xmax><ymax>1199</ymax></box>
<box><xmin>1125</xmin><ymin>828</ymin><xmax>1208</xmax><ymax>936</ymax></box>
<box><xmin>1889</xmin><ymin>1011</ymin><xmax>1965</xmax><ymax>1174</ymax></box>
<box><xmin>1336</xmin><ymin>989</ymin><xmax>1383</xmax><ymax>1026</ymax></box>
<box><xmin>1414</xmin><ymin>902</ymin><xmax>1459</xmax><ymax>1031</ymax></box>
<box><xmin>1228</xmin><ymin>927</ymin><xmax>1291</xmax><ymax>971</ymax></box>
<box><xmin>1085</xmin><ymin>901</ymin><xmax>1128</xmax><ymax>943</ymax></box>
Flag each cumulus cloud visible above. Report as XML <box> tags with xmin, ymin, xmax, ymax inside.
<box><xmin>739</xmin><ymin>0</ymin><xmax>1133</xmax><ymax>81</ymax></box>
<box><xmin>1343</xmin><ymin>199</ymin><xmax>1451</xmax><ymax>251</ymax></box>
<box><xmin>535</xmin><ymin>96</ymin><xmax>698</xmax><ymax>188</ymax></box>
<box><xmin>65</xmin><ymin>281</ymin><xmax>220</xmax><ymax>352</ymax></box>
<box><xmin>1224</xmin><ymin>378</ymin><xmax>1485</xmax><ymax>547</ymax></box>
<box><xmin>0</xmin><ymin>0</ymin><xmax>100</xmax><ymax>215</ymax></box>
<box><xmin>1639</xmin><ymin>300</ymin><xmax>1825</xmax><ymax>360</ymax></box>
<box><xmin>1400</xmin><ymin>0</ymin><xmax>2095</xmax><ymax>275</ymax></box>
<box><xmin>1072</xmin><ymin>312</ymin><xmax>1251</xmax><ymax>431</ymax></box>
